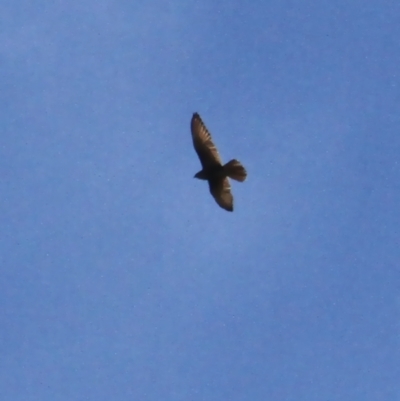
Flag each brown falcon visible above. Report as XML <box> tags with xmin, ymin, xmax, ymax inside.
<box><xmin>191</xmin><ymin>112</ymin><xmax>247</xmax><ymax>212</ymax></box>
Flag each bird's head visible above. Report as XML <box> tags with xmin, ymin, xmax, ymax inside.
<box><xmin>194</xmin><ymin>170</ymin><xmax>207</xmax><ymax>180</ymax></box>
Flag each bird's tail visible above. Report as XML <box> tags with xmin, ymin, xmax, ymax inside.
<box><xmin>223</xmin><ymin>159</ymin><xmax>247</xmax><ymax>182</ymax></box>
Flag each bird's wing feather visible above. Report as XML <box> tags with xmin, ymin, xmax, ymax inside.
<box><xmin>191</xmin><ymin>113</ymin><xmax>222</xmax><ymax>168</ymax></box>
<box><xmin>209</xmin><ymin>177</ymin><xmax>233</xmax><ymax>212</ymax></box>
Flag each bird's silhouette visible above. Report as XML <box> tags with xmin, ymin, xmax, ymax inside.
<box><xmin>191</xmin><ymin>113</ymin><xmax>247</xmax><ymax>211</ymax></box>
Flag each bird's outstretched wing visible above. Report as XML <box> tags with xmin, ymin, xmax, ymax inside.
<box><xmin>209</xmin><ymin>177</ymin><xmax>233</xmax><ymax>212</ymax></box>
<box><xmin>191</xmin><ymin>113</ymin><xmax>222</xmax><ymax>168</ymax></box>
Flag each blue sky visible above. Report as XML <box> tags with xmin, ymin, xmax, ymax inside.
<box><xmin>1</xmin><ymin>1</ymin><xmax>399</xmax><ymax>400</ymax></box>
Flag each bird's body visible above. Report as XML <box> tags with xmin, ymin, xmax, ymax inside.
<box><xmin>194</xmin><ymin>164</ymin><xmax>224</xmax><ymax>181</ymax></box>
<box><xmin>190</xmin><ymin>113</ymin><xmax>247</xmax><ymax>211</ymax></box>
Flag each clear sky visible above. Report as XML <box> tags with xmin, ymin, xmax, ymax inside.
<box><xmin>1</xmin><ymin>1</ymin><xmax>399</xmax><ymax>400</ymax></box>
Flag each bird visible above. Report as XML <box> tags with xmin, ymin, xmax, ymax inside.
<box><xmin>191</xmin><ymin>112</ymin><xmax>247</xmax><ymax>211</ymax></box>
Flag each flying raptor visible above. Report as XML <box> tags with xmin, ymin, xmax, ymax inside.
<box><xmin>191</xmin><ymin>113</ymin><xmax>247</xmax><ymax>212</ymax></box>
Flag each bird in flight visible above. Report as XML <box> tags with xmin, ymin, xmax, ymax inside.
<box><xmin>191</xmin><ymin>112</ymin><xmax>247</xmax><ymax>212</ymax></box>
